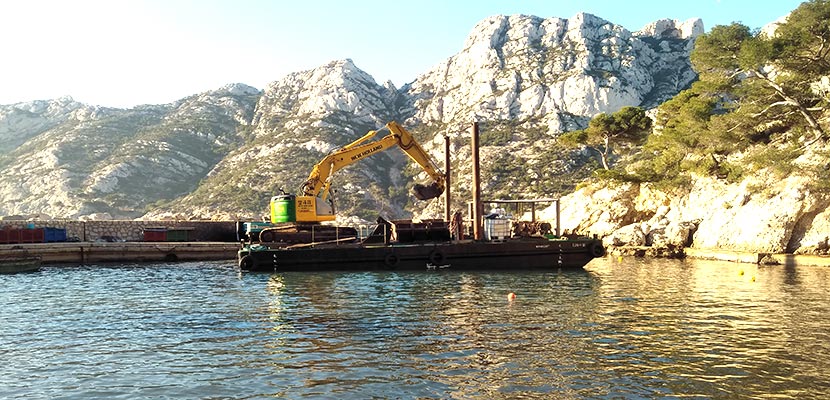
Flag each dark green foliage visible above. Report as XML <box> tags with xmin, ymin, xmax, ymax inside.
<box><xmin>479</xmin><ymin>127</ymin><xmax>513</xmax><ymax>146</ymax></box>
<box><xmin>560</xmin><ymin>106</ymin><xmax>651</xmax><ymax>170</ymax></box>
<box><xmin>480</xmin><ymin>140</ymin><xmax>596</xmax><ymax>200</ymax></box>
<box><xmin>604</xmin><ymin>1</ymin><xmax>830</xmax><ymax>190</ymax></box>
<box><xmin>803</xmin><ymin>149</ymin><xmax>830</xmax><ymax>192</ymax></box>
<box><xmin>690</xmin><ymin>23</ymin><xmax>753</xmax><ymax>72</ymax></box>
<box><xmin>744</xmin><ymin>143</ymin><xmax>801</xmax><ymax>178</ymax></box>
<box><xmin>774</xmin><ymin>0</ymin><xmax>830</xmax><ymax>76</ymax></box>
<box><xmin>691</xmin><ymin>5</ymin><xmax>828</xmax><ymax>143</ymax></box>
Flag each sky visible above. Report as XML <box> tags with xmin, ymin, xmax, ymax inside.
<box><xmin>0</xmin><ymin>0</ymin><xmax>806</xmax><ymax>108</ymax></box>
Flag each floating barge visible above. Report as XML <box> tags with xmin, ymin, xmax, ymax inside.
<box><xmin>237</xmin><ymin>216</ymin><xmax>605</xmax><ymax>272</ymax></box>
<box><xmin>238</xmin><ymin>236</ymin><xmax>603</xmax><ymax>272</ymax></box>
<box><xmin>237</xmin><ymin>122</ymin><xmax>605</xmax><ymax>272</ymax></box>
<box><xmin>0</xmin><ymin>256</ymin><xmax>41</xmax><ymax>274</ymax></box>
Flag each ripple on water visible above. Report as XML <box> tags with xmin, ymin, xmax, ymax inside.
<box><xmin>1</xmin><ymin>259</ymin><xmax>829</xmax><ymax>398</ymax></box>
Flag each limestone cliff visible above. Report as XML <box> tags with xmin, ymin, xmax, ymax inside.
<box><xmin>543</xmin><ymin>168</ymin><xmax>830</xmax><ymax>255</ymax></box>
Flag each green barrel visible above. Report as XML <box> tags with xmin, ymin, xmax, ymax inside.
<box><xmin>270</xmin><ymin>195</ymin><xmax>296</xmax><ymax>223</ymax></box>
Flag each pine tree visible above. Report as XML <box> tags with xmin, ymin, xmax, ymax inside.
<box><xmin>691</xmin><ymin>0</ymin><xmax>830</xmax><ymax>147</ymax></box>
<box><xmin>560</xmin><ymin>106</ymin><xmax>651</xmax><ymax>170</ymax></box>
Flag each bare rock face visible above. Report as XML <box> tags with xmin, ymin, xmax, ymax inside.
<box><xmin>636</xmin><ymin>18</ymin><xmax>703</xmax><ymax>40</ymax></box>
<box><xmin>609</xmin><ymin>223</ymin><xmax>647</xmax><ymax>247</ymax></box>
<box><xmin>403</xmin><ymin>13</ymin><xmax>701</xmax><ymax>132</ymax></box>
<box><xmin>797</xmin><ymin>218</ymin><xmax>830</xmax><ymax>254</ymax></box>
<box><xmin>547</xmin><ymin>172</ymin><xmax>830</xmax><ymax>255</ymax></box>
<box><xmin>79</xmin><ymin>212</ymin><xmax>113</xmax><ymax>221</ymax></box>
<box><xmin>559</xmin><ymin>183</ymin><xmax>642</xmax><ymax>236</ymax></box>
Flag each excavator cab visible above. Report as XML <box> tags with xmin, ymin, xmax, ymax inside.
<box><xmin>270</xmin><ymin>194</ymin><xmax>335</xmax><ymax>223</ymax></box>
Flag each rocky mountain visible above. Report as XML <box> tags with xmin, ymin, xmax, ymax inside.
<box><xmin>405</xmin><ymin>14</ymin><xmax>701</xmax><ymax>128</ymax></box>
<box><xmin>0</xmin><ymin>84</ymin><xmax>260</xmax><ymax>219</ymax></box>
<box><xmin>402</xmin><ymin>13</ymin><xmax>702</xmax><ymax>216</ymax></box>
<box><xmin>0</xmin><ymin>13</ymin><xmax>702</xmax><ymax>222</ymax></box>
<box><xmin>153</xmin><ymin>59</ymin><xmax>412</xmax><ymax>222</ymax></box>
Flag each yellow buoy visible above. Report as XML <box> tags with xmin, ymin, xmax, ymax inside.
<box><xmin>507</xmin><ymin>292</ymin><xmax>517</xmax><ymax>301</ymax></box>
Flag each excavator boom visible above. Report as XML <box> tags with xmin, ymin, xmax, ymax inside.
<box><xmin>302</xmin><ymin>121</ymin><xmax>445</xmax><ymax>201</ymax></box>
<box><xmin>385</xmin><ymin>121</ymin><xmax>446</xmax><ymax>201</ymax></box>
<box><xmin>273</xmin><ymin>121</ymin><xmax>446</xmax><ymax>224</ymax></box>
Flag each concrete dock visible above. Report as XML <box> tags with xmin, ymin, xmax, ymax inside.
<box><xmin>0</xmin><ymin>242</ymin><xmax>239</xmax><ymax>264</ymax></box>
<box><xmin>767</xmin><ymin>253</ymin><xmax>830</xmax><ymax>267</ymax></box>
<box><xmin>631</xmin><ymin>247</ymin><xmax>830</xmax><ymax>267</ymax></box>
<box><xmin>684</xmin><ymin>248</ymin><xmax>767</xmax><ymax>264</ymax></box>
<box><xmin>7</xmin><ymin>241</ymin><xmax>830</xmax><ymax>267</ymax></box>
<box><xmin>684</xmin><ymin>248</ymin><xmax>830</xmax><ymax>266</ymax></box>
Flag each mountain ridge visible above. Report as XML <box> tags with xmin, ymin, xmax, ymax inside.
<box><xmin>0</xmin><ymin>12</ymin><xmax>703</xmax><ymax>222</ymax></box>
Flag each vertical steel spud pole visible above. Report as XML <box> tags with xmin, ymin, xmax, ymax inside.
<box><xmin>444</xmin><ymin>133</ymin><xmax>451</xmax><ymax>223</ymax></box>
<box><xmin>471</xmin><ymin>122</ymin><xmax>482</xmax><ymax>241</ymax></box>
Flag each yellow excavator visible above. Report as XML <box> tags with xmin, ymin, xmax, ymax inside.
<box><xmin>269</xmin><ymin>121</ymin><xmax>446</xmax><ymax>224</ymax></box>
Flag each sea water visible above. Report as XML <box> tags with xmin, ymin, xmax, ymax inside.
<box><xmin>2</xmin><ymin>258</ymin><xmax>829</xmax><ymax>399</ymax></box>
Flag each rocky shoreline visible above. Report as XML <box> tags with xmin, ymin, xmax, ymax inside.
<box><xmin>607</xmin><ymin>245</ymin><xmax>830</xmax><ymax>266</ymax></box>
<box><xmin>541</xmin><ymin>172</ymin><xmax>830</xmax><ymax>259</ymax></box>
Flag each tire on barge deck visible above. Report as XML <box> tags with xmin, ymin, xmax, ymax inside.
<box><xmin>383</xmin><ymin>252</ymin><xmax>399</xmax><ymax>268</ymax></box>
<box><xmin>239</xmin><ymin>255</ymin><xmax>256</xmax><ymax>270</ymax></box>
<box><xmin>590</xmin><ymin>241</ymin><xmax>606</xmax><ymax>258</ymax></box>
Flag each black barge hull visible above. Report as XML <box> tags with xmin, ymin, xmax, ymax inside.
<box><xmin>238</xmin><ymin>238</ymin><xmax>604</xmax><ymax>272</ymax></box>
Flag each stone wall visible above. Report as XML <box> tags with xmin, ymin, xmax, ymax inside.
<box><xmin>0</xmin><ymin>220</ymin><xmax>238</xmax><ymax>242</ymax></box>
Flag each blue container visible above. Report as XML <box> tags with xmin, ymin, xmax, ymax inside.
<box><xmin>44</xmin><ymin>227</ymin><xmax>67</xmax><ymax>242</ymax></box>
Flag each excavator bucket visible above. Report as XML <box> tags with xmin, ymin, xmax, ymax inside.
<box><xmin>412</xmin><ymin>182</ymin><xmax>444</xmax><ymax>200</ymax></box>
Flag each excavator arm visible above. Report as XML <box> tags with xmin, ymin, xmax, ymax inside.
<box><xmin>386</xmin><ymin>121</ymin><xmax>446</xmax><ymax>200</ymax></box>
<box><xmin>301</xmin><ymin>121</ymin><xmax>446</xmax><ymax>201</ymax></box>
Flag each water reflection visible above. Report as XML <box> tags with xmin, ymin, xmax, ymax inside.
<box><xmin>253</xmin><ymin>260</ymin><xmax>830</xmax><ymax>398</ymax></box>
<box><xmin>2</xmin><ymin>259</ymin><xmax>829</xmax><ymax>398</ymax></box>
<box><xmin>585</xmin><ymin>257</ymin><xmax>830</xmax><ymax>398</ymax></box>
